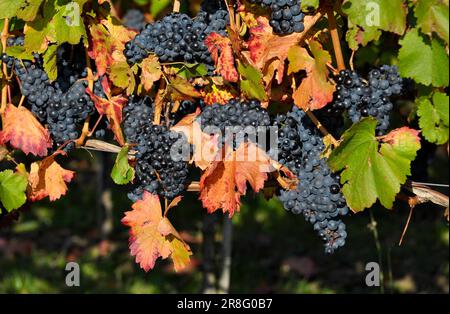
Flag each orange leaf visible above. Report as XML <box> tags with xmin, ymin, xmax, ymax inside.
<box><xmin>199</xmin><ymin>142</ymin><xmax>271</xmax><ymax>217</ymax></box>
<box><xmin>289</xmin><ymin>41</ymin><xmax>335</xmax><ymax>110</ymax></box>
<box><xmin>86</xmin><ymin>79</ymin><xmax>127</xmax><ymax>146</ymax></box>
<box><xmin>27</xmin><ymin>153</ymin><xmax>75</xmax><ymax>202</ymax></box>
<box><xmin>0</xmin><ymin>104</ymin><xmax>52</xmax><ymax>157</ymax></box>
<box><xmin>171</xmin><ymin>112</ymin><xmax>220</xmax><ymax>170</ymax></box>
<box><xmin>205</xmin><ymin>32</ymin><xmax>239</xmax><ymax>82</ymax></box>
<box><xmin>201</xmin><ymin>84</ymin><xmax>237</xmax><ymax>105</ymax></box>
<box><xmin>247</xmin><ymin>16</ymin><xmax>303</xmax><ymax>84</ymax></box>
<box><xmin>141</xmin><ymin>55</ymin><xmax>162</xmax><ymax>92</ymax></box>
<box><xmin>121</xmin><ymin>192</ymin><xmax>192</xmax><ymax>272</ymax></box>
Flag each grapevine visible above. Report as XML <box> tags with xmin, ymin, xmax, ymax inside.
<box><xmin>0</xmin><ymin>0</ymin><xmax>448</xmax><ymax>287</ymax></box>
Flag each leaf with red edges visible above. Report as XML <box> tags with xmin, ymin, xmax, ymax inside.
<box><xmin>121</xmin><ymin>192</ymin><xmax>192</xmax><ymax>272</ymax></box>
<box><xmin>205</xmin><ymin>32</ymin><xmax>239</xmax><ymax>82</ymax></box>
<box><xmin>0</xmin><ymin>104</ymin><xmax>52</xmax><ymax>156</ymax></box>
<box><xmin>288</xmin><ymin>41</ymin><xmax>335</xmax><ymax>110</ymax></box>
<box><xmin>88</xmin><ymin>18</ymin><xmax>137</xmax><ymax>76</ymax></box>
<box><xmin>86</xmin><ymin>78</ymin><xmax>127</xmax><ymax>145</ymax></box>
<box><xmin>199</xmin><ymin>142</ymin><xmax>271</xmax><ymax>217</ymax></box>
<box><xmin>246</xmin><ymin>16</ymin><xmax>303</xmax><ymax>84</ymax></box>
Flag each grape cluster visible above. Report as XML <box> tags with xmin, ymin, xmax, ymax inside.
<box><xmin>55</xmin><ymin>43</ymin><xmax>88</xmax><ymax>92</ymax></box>
<box><xmin>330</xmin><ymin>66</ymin><xmax>403</xmax><ymax>133</ymax></box>
<box><xmin>199</xmin><ymin>99</ymin><xmax>271</xmax><ymax>147</ymax></box>
<box><xmin>12</xmin><ymin>45</ymin><xmax>97</xmax><ymax>150</ymax></box>
<box><xmin>170</xmin><ymin>99</ymin><xmax>201</xmax><ymax>124</ymax></box>
<box><xmin>123</xmin><ymin>97</ymin><xmax>191</xmax><ymax>201</ymax></box>
<box><xmin>123</xmin><ymin>9</ymin><xmax>146</xmax><ymax>31</ymax></box>
<box><xmin>124</xmin><ymin>9</ymin><xmax>228</xmax><ymax>65</ymax></box>
<box><xmin>248</xmin><ymin>0</ymin><xmax>305</xmax><ymax>35</ymax></box>
<box><xmin>276</xmin><ymin>107</ymin><xmax>349</xmax><ymax>253</ymax></box>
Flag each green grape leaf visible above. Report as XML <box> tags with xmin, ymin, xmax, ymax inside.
<box><xmin>0</xmin><ymin>169</ymin><xmax>28</xmax><ymax>212</ymax></box>
<box><xmin>110</xmin><ymin>61</ymin><xmax>136</xmax><ymax>95</ymax></box>
<box><xmin>53</xmin><ymin>3</ymin><xmax>86</xmax><ymax>45</ymax></box>
<box><xmin>5</xmin><ymin>45</ymin><xmax>34</xmax><ymax>60</ymax></box>
<box><xmin>24</xmin><ymin>17</ymin><xmax>52</xmax><ymax>53</ymax></box>
<box><xmin>237</xmin><ymin>62</ymin><xmax>268</xmax><ymax>102</ymax></box>
<box><xmin>342</xmin><ymin>0</ymin><xmax>407</xmax><ymax>49</ymax></box>
<box><xmin>16</xmin><ymin>0</ymin><xmax>45</xmax><ymax>21</ymax></box>
<box><xmin>414</xmin><ymin>0</ymin><xmax>449</xmax><ymax>44</ymax></box>
<box><xmin>42</xmin><ymin>44</ymin><xmax>58</xmax><ymax>81</ymax></box>
<box><xmin>417</xmin><ymin>92</ymin><xmax>449</xmax><ymax>144</ymax></box>
<box><xmin>0</xmin><ymin>0</ymin><xmax>26</xmax><ymax>19</ymax></box>
<box><xmin>328</xmin><ymin>118</ymin><xmax>421</xmax><ymax>212</ymax></box>
<box><xmin>111</xmin><ymin>146</ymin><xmax>135</xmax><ymax>185</ymax></box>
<box><xmin>150</xmin><ymin>0</ymin><xmax>171</xmax><ymax>17</ymax></box>
<box><xmin>398</xmin><ymin>28</ymin><xmax>449</xmax><ymax>87</ymax></box>
<box><xmin>301</xmin><ymin>0</ymin><xmax>319</xmax><ymax>10</ymax></box>
<box><xmin>176</xmin><ymin>63</ymin><xmax>208</xmax><ymax>79</ymax></box>
<box><xmin>345</xmin><ymin>26</ymin><xmax>382</xmax><ymax>51</ymax></box>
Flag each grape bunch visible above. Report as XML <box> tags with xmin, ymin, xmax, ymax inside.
<box><xmin>276</xmin><ymin>107</ymin><xmax>349</xmax><ymax>253</ymax></box>
<box><xmin>124</xmin><ymin>9</ymin><xmax>228</xmax><ymax>65</ymax></box>
<box><xmin>199</xmin><ymin>99</ymin><xmax>271</xmax><ymax>147</ymax></box>
<box><xmin>248</xmin><ymin>0</ymin><xmax>305</xmax><ymax>35</ymax></box>
<box><xmin>123</xmin><ymin>97</ymin><xmax>191</xmax><ymax>201</ymax></box>
<box><xmin>330</xmin><ymin>66</ymin><xmax>403</xmax><ymax>133</ymax></box>
<box><xmin>123</xmin><ymin>9</ymin><xmax>146</xmax><ymax>32</ymax></box>
<box><xmin>12</xmin><ymin>46</ymin><xmax>97</xmax><ymax>150</ymax></box>
<box><xmin>55</xmin><ymin>43</ymin><xmax>88</xmax><ymax>92</ymax></box>
<box><xmin>13</xmin><ymin>59</ymin><xmax>56</xmax><ymax>122</ymax></box>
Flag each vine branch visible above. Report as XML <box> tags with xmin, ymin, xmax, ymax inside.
<box><xmin>305</xmin><ymin>109</ymin><xmax>339</xmax><ymax>147</ymax></box>
<box><xmin>326</xmin><ymin>7</ymin><xmax>346</xmax><ymax>71</ymax></box>
<box><xmin>1</xmin><ymin>18</ymin><xmax>10</xmax><ymax>116</ymax></box>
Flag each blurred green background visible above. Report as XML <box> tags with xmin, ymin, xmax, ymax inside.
<box><xmin>0</xmin><ymin>146</ymin><xmax>448</xmax><ymax>294</ymax></box>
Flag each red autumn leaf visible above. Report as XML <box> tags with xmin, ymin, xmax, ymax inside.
<box><xmin>0</xmin><ymin>104</ymin><xmax>52</xmax><ymax>157</ymax></box>
<box><xmin>199</xmin><ymin>142</ymin><xmax>271</xmax><ymax>217</ymax></box>
<box><xmin>121</xmin><ymin>192</ymin><xmax>192</xmax><ymax>272</ymax></box>
<box><xmin>171</xmin><ymin>112</ymin><xmax>220</xmax><ymax>170</ymax></box>
<box><xmin>86</xmin><ymin>78</ymin><xmax>127</xmax><ymax>145</ymax></box>
<box><xmin>382</xmin><ymin>127</ymin><xmax>421</xmax><ymax>145</ymax></box>
<box><xmin>205</xmin><ymin>32</ymin><xmax>239</xmax><ymax>82</ymax></box>
<box><xmin>89</xmin><ymin>19</ymin><xmax>137</xmax><ymax>76</ymax></box>
<box><xmin>246</xmin><ymin>16</ymin><xmax>304</xmax><ymax>84</ymax></box>
<box><xmin>288</xmin><ymin>41</ymin><xmax>335</xmax><ymax>111</ymax></box>
<box><xmin>88</xmin><ymin>23</ymin><xmax>113</xmax><ymax>77</ymax></box>
<box><xmin>27</xmin><ymin>152</ymin><xmax>75</xmax><ymax>202</ymax></box>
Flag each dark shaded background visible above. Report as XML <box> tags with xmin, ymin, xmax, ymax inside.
<box><xmin>0</xmin><ymin>145</ymin><xmax>448</xmax><ymax>293</ymax></box>
<box><xmin>0</xmin><ymin>0</ymin><xmax>448</xmax><ymax>294</ymax></box>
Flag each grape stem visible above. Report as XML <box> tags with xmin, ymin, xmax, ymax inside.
<box><xmin>1</xmin><ymin>18</ymin><xmax>9</xmax><ymax>115</ymax></box>
<box><xmin>87</xmin><ymin>114</ymin><xmax>105</xmax><ymax>137</ymax></box>
<box><xmin>18</xmin><ymin>95</ymin><xmax>25</xmax><ymax>108</ymax></box>
<box><xmin>75</xmin><ymin>116</ymin><xmax>91</xmax><ymax>147</ymax></box>
<box><xmin>326</xmin><ymin>7</ymin><xmax>346</xmax><ymax>71</ymax></box>
<box><xmin>305</xmin><ymin>109</ymin><xmax>339</xmax><ymax>147</ymax></box>
<box><xmin>173</xmin><ymin>0</ymin><xmax>181</xmax><ymax>13</ymax></box>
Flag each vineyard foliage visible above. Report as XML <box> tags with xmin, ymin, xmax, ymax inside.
<box><xmin>0</xmin><ymin>0</ymin><xmax>448</xmax><ymax>272</ymax></box>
